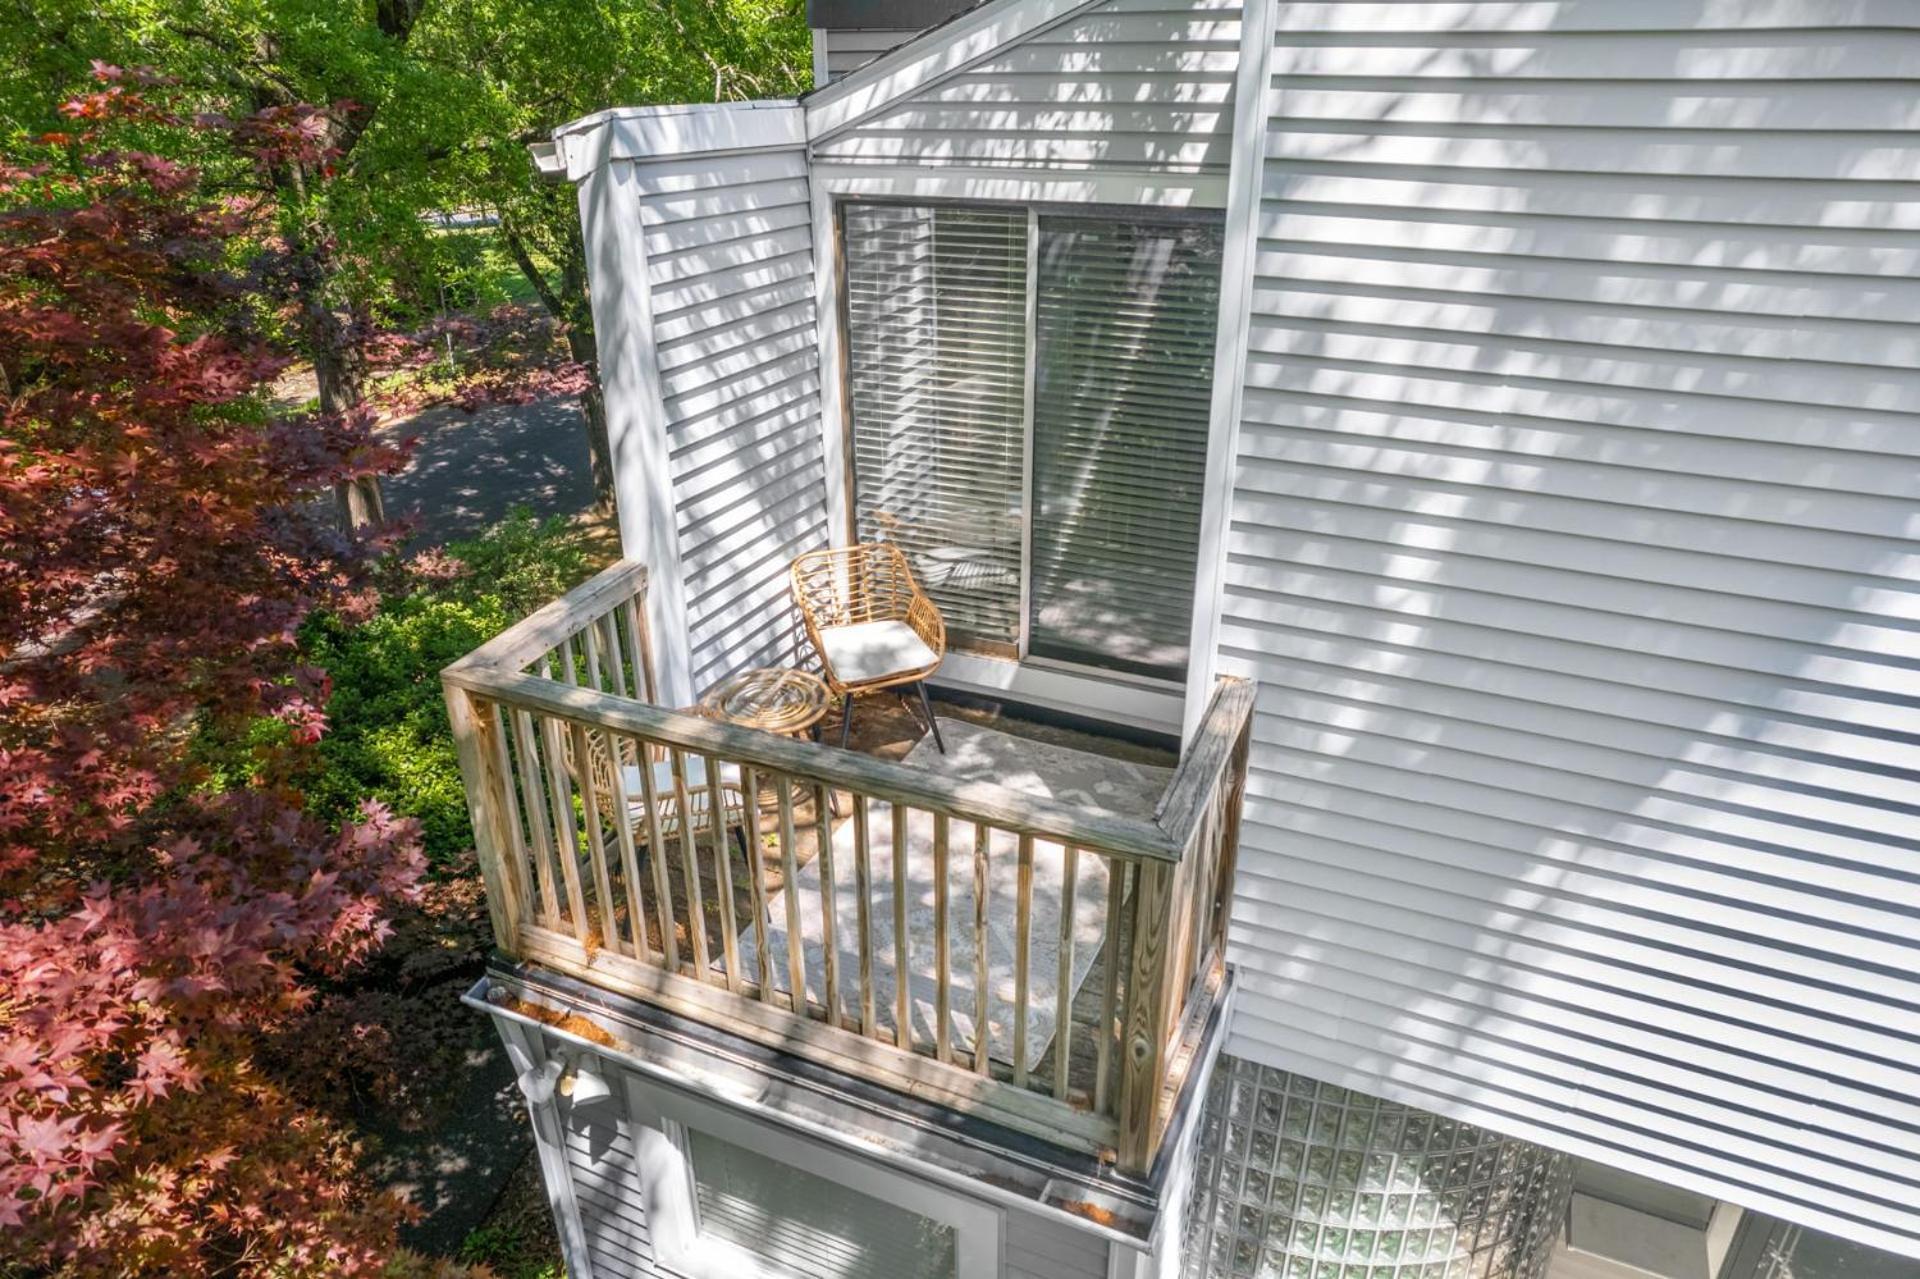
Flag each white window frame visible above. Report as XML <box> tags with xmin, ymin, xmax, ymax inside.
<box><xmin>624</xmin><ymin>1075</ymin><xmax>1001</xmax><ymax>1279</ymax></box>
<box><xmin>815</xmin><ymin>173</ymin><xmax>1227</xmax><ymax>736</ymax></box>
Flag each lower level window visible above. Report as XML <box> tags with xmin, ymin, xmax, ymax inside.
<box><xmin>688</xmin><ymin>1129</ymin><xmax>957</xmax><ymax>1279</ymax></box>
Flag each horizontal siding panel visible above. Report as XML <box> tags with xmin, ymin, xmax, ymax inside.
<box><xmin>1265</xmin><ymin>123</ymin><xmax>1920</xmax><ymax>182</ymax></box>
<box><xmin>1270</xmin><ymin>2</ymin><xmax>1920</xmax><ymax>33</ymax></box>
<box><xmin>1234</xmin><ymin>423</ymin><xmax>1919</xmax><ymax>538</ymax></box>
<box><xmin>1270</xmin><ymin>81</ymin><xmax>1920</xmax><ymax>132</ymax></box>
<box><xmin>1256</xmin><ymin>32</ymin><xmax>1920</xmax><ymax>81</ymax></box>
<box><xmin>1221</xmin><ymin>945</ymin><xmax>1920</xmax><ymax>1194</ymax></box>
<box><xmin>1257</xmin><ymin>206</ymin><xmax>1920</xmax><ymax>278</ymax></box>
<box><xmin>1230</xmin><ymin>458</ymin><xmax>1920</xmax><ymax>582</ymax></box>
<box><xmin>1251</xmin><ymin>245</ymin><xmax>1920</xmax><ymax>328</ymax></box>
<box><xmin>1260</xmin><ymin>162</ymin><xmax>1920</xmax><ymax>230</ymax></box>
<box><xmin>1228</xmin><ymin>2</ymin><xmax>1920</xmax><ymax>1257</ymax></box>
<box><xmin>1231</xmin><ymin>493</ymin><xmax>1920</xmax><ymax>622</ymax></box>
<box><xmin>1220</xmin><ymin>582</ymin><xmax>1920</xmax><ymax>738</ymax></box>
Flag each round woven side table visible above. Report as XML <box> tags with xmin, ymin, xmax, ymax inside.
<box><xmin>697</xmin><ymin>667</ymin><xmax>831</xmax><ymax>741</ymax></box>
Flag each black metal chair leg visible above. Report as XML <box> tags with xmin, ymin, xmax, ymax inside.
<box><xmin>839</xmin><ymin>692</ymin><xmax>855</xmax><ymax>749</ymax></box>
<box><xmin>916</xmin><ymin>681</ymin><xmax>946</xmax><ymax>754</ymax></box>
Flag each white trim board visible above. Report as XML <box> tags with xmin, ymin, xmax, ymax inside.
<box><xmin>811</xmin><ymin>164</ymin><xmax>1228</xmax><ymax>209</ymax></box>
<box><xmin>555</xmin><ymin>100</ymin><xmax>805</xmax><ymax>181</ymax></box>
<box><xmin>934</xmin><ymin>650</ymin><xmax>1186</xmax><ymax>736</ymax></box>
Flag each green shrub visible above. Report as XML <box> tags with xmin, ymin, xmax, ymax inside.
<box><xmin>304</xmin><ymin>509</ymin><xmax>592</xmax><ymax>866</ymax></box>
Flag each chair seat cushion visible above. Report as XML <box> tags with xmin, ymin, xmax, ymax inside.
<box><xmin>817</xmin><ymin>619</ymin><xmax>939</xmax><ymax>685</ymax></box>
<box><xmin>620</xmin><ymin>757</ymin><xmax>744</xmax><ymax>803</ymax></box>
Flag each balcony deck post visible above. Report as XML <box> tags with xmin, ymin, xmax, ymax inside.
<box><xmin>1117</xmin><ymin>856</ymin><xmax>1176</xmax><ymax>1172</ymax></box>
<box><xmin>444</xmin><ymin>682</ymin><xmax>526</xmax><ymax>953</ymax></box>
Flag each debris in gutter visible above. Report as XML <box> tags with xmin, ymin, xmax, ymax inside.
<box><xmin>503</xmin><ymin>995</ymin><xmax>621</xmax><ymax>1049</ymax></box>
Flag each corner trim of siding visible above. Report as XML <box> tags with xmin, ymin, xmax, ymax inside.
<box><xmin>1182</xmin><ymin>0</ymin><xmax>1274</xmax><ymax>743</ymax></box>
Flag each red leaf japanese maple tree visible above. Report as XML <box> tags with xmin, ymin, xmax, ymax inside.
<box><xmin>0</xmin><ymin>67</ymin><xmax>434</xmax><ymax>1275</ymax></box>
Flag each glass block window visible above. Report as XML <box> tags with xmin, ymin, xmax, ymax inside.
<box><xmin>1181</xmin><ymin>1056</ymin><xmax>1573</xmax><ymax>1279</ymax></box>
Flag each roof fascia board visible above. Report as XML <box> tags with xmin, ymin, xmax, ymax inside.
<box><xmin>553</xmin><ymin>100</ymin><xmax>805</xmax><ymax>182</ymax></box>
<box><xmin>803</xmin><ymin>0</ymin><xmax>1106</xmax><ymax>142</ymax></box>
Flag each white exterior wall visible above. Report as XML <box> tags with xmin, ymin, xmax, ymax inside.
<box><xmin>1217</xmin><ymin>1</ymin><xmax>1920</xmax><ymax>1259</ymax></box>
<box><xmin>513</xmin><ymin>1020</ymin><xmax>1112</xmax><ymax>1279</ymax></box>
<box><xmin>810</xmin><ymin>0</ymin><xmax>1242</xmax><ymax>180</ymax></box>
<box><xmin>633</xmin><ymin>147</ymin><xmax>830</xmax><ymax>696</ymax></box>
<box><xmin>569</xmin><ymin>105</ymin><xmax>831</xmax><ymax>706</ymax></box>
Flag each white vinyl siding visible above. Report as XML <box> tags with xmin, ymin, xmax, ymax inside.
<box><xmin>1219</xmin><ymin>2</ymin><xmax>1920</xmax><ymax>1260</ymax></box>
<box><xmin>562</xmin><ymin>1097</ymin><xmax>658</xmax><ymax>1279</ymax></box>
<box><xmin>811</xmin><ymin>0</ymin><xmax>1242</xmax><ymax>177</ymax></box>
<box><xmin>632</xmin><ymin>147</ymin><xmax>831</xmax><ymax>695</ymax></box>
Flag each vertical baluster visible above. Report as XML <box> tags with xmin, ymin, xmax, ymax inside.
<box><xmin>624</xmin><ymin>596</ymin><xmax>657</xmax><ymax>703</ymax></box>
<box><xmin>740</xmin><ymin>767</ymin><xmax>773</xmax><ymax>1001</ymax></box>
<box><xmin>932</xmin><ymin>813</ymin><xmax>952</xmax><ymax>1065</ymax></box>
<box><xmin>971</xmin><ymin>822</ymin><xmax>991</xmax><ymax>1076</ymax></box>
<box><xmin>554</xmin><ymin>637</ymin><xmax>577</xmax><ymax>686</ymax></box>
<box><xmin>814</xmin><ymin>783</ymin><xmax>841</xmax><ymax>1030</ymax></box>
<box><xmin>1053</xmin><ymin>843</ymin><xmax>1079</xmax><ymax>1103</ymax></box>
<box><xmin>852</xmin><ymin>795</ymin><xmax>875</xmax><ymax>1039</ymax></box>
<box><xmin>569</xmin><ymin>722</ymin><xmax>620</xmax><ymax>952</ymax></box>
<box><xmin>777</xmin><ymin>782</ymin><xmax>807</xmax><ymax>1014</ymax></box>
<box><xmin>892</xmin><ymin>804</ymin><xmax>912</xmax><ymax>1051</ymax></box>
<box><xmin>581</xmin><ymin>622</ymin><xmax>604</xmax><ymax>693</ymax></box>
<box><xmin>1096</xmin><ymin>858</ymin><xmax>1129</xmax><ymax>1116</ymax></box>
<box><xmin>602</xmin><ymin>730</ymin><xmax>652</xmax><ymax>964</ymax></box>
<box><xmin>1012</xmin><ymin>834</ymin><xmax>1035</xmax><ymax>1087</ymax></box>
<box><xmin>597</xmin><ymin>613</ymin><xmax>626</xmax><ymax>697</ymax></box>
<box><xmin>708</xmin><ymin>753</ymin><xmax>741</xmax><ymax>994</ymax></box>
<box><xmin>539</xmin><ymin>714</ymin><xmax>590</xmax><ymax>944</ymax></box>
<box><xmin>636</xmin><ymin>742</ymin><xmax>677</xmax><ymax>971</ymax></box>
<box><xmin>667</xmin><ymin>749</ymin><xmax>710</xmax><ymax>977</ymax></box>
<box><xmin>488</xmin><ymin>702</ymin><xmax>535</xmax><ymax>924</ymax></box>
<box><xmin>511</xmin><ymin>709</ymin><xmax>561</xmax><ymax>928</ymax></box>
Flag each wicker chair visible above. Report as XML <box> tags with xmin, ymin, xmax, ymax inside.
<box><xmin>791</xmin><ymin>542</ymin><xmax>947</xmax><ymax>752</ymax></box>
<box><xmin>564</xmin><ymin>729</ymin><xmax>749</xmax><ymax>847</ymax></box>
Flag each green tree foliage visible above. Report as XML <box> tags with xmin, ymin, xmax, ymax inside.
<box><xmin>302</xmin><ymin>510</ymin><xmax>591</xmax><ymax>866</ymax></box>
<box><xmin>0</xmin><ymin>0</ymin><xmax>812</xmax><ymax>514</ymax></box>
<box><xmin>397</xmin><ymin>0</ymin><xmax>811</xmax><ymax>506</ymax></box>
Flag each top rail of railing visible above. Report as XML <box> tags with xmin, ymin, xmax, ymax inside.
<box><xmin>444</xmin><ymin>560</ymin><xmax>1253</xmax><ymax>866</ymax></box>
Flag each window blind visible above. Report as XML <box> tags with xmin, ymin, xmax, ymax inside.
<box><xmin>844</xmin><ymin>203</ymin><xmax>1029</xmax><ymax>652</ymax></box>
<box><xmin>690</xmin><ymin>1129</ymin><xmax>957</xmax><ymax>1279</ymax></box>
<box><xmin>1028</xmin><ymin>217</ymin><xmax>1221</xmax><ymax>681</ymax></box>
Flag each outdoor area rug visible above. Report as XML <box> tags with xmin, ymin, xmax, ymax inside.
<box><xmin>734</xmin><ymin>719</ymin><xmax>1172</xmax><ymax>1072</ymax></box>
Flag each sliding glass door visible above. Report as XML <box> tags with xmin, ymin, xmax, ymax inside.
<box><xmin>842</xmin><ymin>200</ymin><xmax>1221</xmax><ymax>682</ymax></box>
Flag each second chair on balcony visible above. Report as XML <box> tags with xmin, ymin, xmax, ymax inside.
<box><xmin>791</xmin><ymin>542</ymin><xmax>947</xmax><ymax>752</ymax></box>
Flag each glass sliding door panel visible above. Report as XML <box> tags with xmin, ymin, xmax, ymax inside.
<box><xmin>844</xmin><ymin>203</ymin><xmax>1029</xmax><ymax>653</ymax></box>
<box><xmin>1029</xmin><ymin>216</ymin><xmax>1221</xmax><ymax>681</ymax></box>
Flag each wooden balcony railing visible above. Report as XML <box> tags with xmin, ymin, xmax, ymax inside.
<box><xmin>442</xmin><ymin>560</ymin><xmax>1253</xmax><ymax>1173</ymax></box>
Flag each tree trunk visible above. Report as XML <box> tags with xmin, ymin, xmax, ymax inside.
<box><xmin>298</xmin><ymin>245</ymin><xmax>386</xmax><ymax>534</ymax></box>
<box><xmin>499</xmin><ymin>217</ymin><xmax>615</xmax><ymax>512</ymax></box>
<box><xmin>562</xmin><ymin>324</ymin><xmax>614</xmax><ymax>512</ymax></box>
